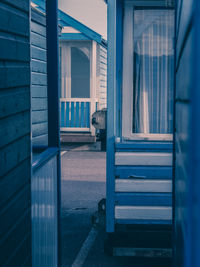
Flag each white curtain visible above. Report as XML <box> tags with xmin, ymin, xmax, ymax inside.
<box><xmin>133</xmin><ymin>9</ymin><xmax>174</xmax><ymax>134</ymax></box>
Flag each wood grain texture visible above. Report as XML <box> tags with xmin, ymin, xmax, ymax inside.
<box><xmin>0</xmin><ymin>1</ymin><xmax>31</xmax><ymax>265</ymax></box>
<box><xmin>31</xmin><ymin>7</ymin><xmax>48</xmax><ymax>147</ymax></box>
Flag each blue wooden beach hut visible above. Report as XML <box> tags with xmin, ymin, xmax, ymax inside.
<box><xmin>31</xmin><ymin>0</ymin><xmax>108</xmax><ymax>141</ymax></box>
<box><xmin>0</xmin><ymin>0</ymin><xmax>61</xmax><ymax>265</ymax></box>
<box><xmin>59</xmin><ymin>13</ymin><xmax>107</xmax><ymax>139</ymax></box>
<box><xmin>174</xmin><ymin>0</ymin><xmax>200</xmax><ymax>266</ymax></box>
<box><xmin>106</xmin><ymin>0</ymin><xmax>175</xmax><ymax>234</ymax></box>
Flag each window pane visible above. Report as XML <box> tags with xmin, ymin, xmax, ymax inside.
<box><xmin>133</xmin><ymin>10</ymin><xmax>174</xmax><ymax>134</ymax></box>
<box><xmin>71</xmin><ymin>47</ymin><xmax>90</xmax><ymax>98</ymax></box>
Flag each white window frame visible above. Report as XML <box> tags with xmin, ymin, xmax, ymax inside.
<box><xmin>122</xmin><ymin>1</ymin><xmax>174</xmax><ymax>141</ymax></box>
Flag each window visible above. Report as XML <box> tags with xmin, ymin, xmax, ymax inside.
<box><xmin>60</xmin><ymin>41</ymin><xmax>91</xmax><ymax>99</ymax></box>
<box><xmin>122</xmin><ymin>4</ymin><xmax>175</xmax><ymax>140</ymax></box>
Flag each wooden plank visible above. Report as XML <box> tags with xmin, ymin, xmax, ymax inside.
<box><xmin>0</xmin><ymin>158</ymin><xmax>30</xmax><ymax>209</ymax></box>
<box><xmin>31</xmin><ymin>8</ymin><xmax>46</xmax><ymax>27</ymax></box>
<box><xmin>32</xmin><ymin>134</ymin><xmax>48</xmax><ymax>147</ymax></box>
<box><xmin>60</xmin><ymin>127</ymin><xmax>90</xmax><ymax>132</ymax></box>
<box><xmin>71</xmin><ymin>102</ymin><xmax>75</xmax><ymax>127</ymax></box>
<box><xmin>115</xmin><ymin>152</ymin><xmax>173</xmax><ymax>166</ymax></box>
<box><xmin>0</xmin><ymin>211</ymin><xmax>31</xmax><ymax>266</ymax></box>
<box><xmin>115</xmin><ymin>142</ymin><xmax>173</xmax><ymax>152</ymax></box>
<box><xmin>0</xmin><ymin>65</ymin><xmax>30</xmax><ymax>88</ymax></box>
<box><xmin>75</xmin><ymin>102</ymin><xmax>79</xmax><ymax>127</ymax></box>
<box><xmin>115</xmin><ymin>206</ymin><xmax>172</xmax><ymax>220</ymax></box>
<box><xmin>8</xmin><ymin>235</ymin><xmax>31</xmax><ymax>267</ymax></box>
<box><xmin>0</xmin><ymin>111</ymin><xmax>30</xmax><ymax>148</ymax></box>
<box><xmin>115</xmin><ymin>179</ymin><xmax>172</xmax><ymax>193</ymax></box>
<box><xmin>31</xmin><ymin>72</ymin><xmax>47</xmax><ymax>86</ymax></box>
<box><xmin>0</xmin><ymin>37</ymin><xmax>29</xmax><ymax>62</ymax></box>
<box><xmin>32</xmin><ymin>110</ymin><xmax>48</xmax><ymax>124</ymax></box>
<box><xmin>31</xmin><ymin>20</ymin><xmax>46</xmax><ymax>37</ymax></box>
<box><xmin>31</xmin><ymin>46</ymin><xmax>46</xmax><ymax>61</ymax></box>
<box><xmin>115</xmin><ymin>166</ymin><xmax>172</xmax><ymax>179</ymax></box>
<box><xmin>1</xmin><ymin>0</ymin><xmax>29</xmax><ymax>13</ymax></box>
<box><xmin>31</xmin><ymin>59</ymin><xmax>47</xmax><ymax>74</ymax></box>
<box><xmin>31</xmin><ymin>31</ymin><xmax>46</xmax><ymax>49</ymax></box>
<box><xmin>0</xmin><ymin>184</ymin><xmax>30</xmax><ymax>238</ymax></box>
<box><xmin>0</xmin><ymin>135</ymin><xmax>30</xmax><ymax>177</ymax></box>
<box><xmin>0</xmin><ymin>6</ymin><xmax>29</xmax><ymax>37</ymax></box>
<box><xmin>66</xmin><ymin>102</ymin><xmax>70</xmax><ymax>127</ymax></box>
<box><xmin>0</xmin><ymin>88</ymin><xmax>30</xmax><ymax>119</ymax></box>
<box><xmin>60</xmin><ymin>102</ymin><xmax>65</xmax><ymax>127</ymax></box>
<box><xmin>32</xmin><ymin>122</ymin><xmax>48</xmax><ymax>137</ymax></box>
<box><xmin>0</xmin><ymin>1</ymin><xmax>31</xmax><ymax>265</ymax></box>
<box><xmin>115</xmin><ymin>192</ymin><xmax>172</xmax><ymax>206</ymax></box>
<box><xmin>80</xmin><ymin>102</ymin><xmax>85</xmax><ymax>127</ymax></box>
<box><xmin>32</xmin><ymin>98</ymin><xmax>47</xmax><ymax>111</ymax></box>
<box><xmin>32</xmin><ymin>85</ymin><xmax>47</xmax><ymax>98</ymax></box>
<box><xmin>86</xmin><ymin>102</ymin><xmax>90</xmax><ymax>128</ymax></box>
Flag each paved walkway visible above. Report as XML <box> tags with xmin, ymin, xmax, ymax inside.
<box><xmin>61</xmin><ymin>145</ymin><xmax>172</xmax><ymax>267</ymax></box>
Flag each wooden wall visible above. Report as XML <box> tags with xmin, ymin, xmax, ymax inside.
<box><xmin>31</xmin><ymin>7</ymin><xmax>48</xmax><ymax>147</ymax></box>
<box><xmin>99</xmin><ymin>44</ymin><xmax>107</xmax><ymax>109</ymax></box>
<box><xmin>0</xmin><ymin>0</ymin><xmax>31</xmax><ymax>266</ymax></box>
<box><xmin>174</xmin><ymin>0</ymin><xmax>194</xmax><ymax>266</ymax></box>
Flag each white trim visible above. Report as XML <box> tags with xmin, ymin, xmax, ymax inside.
<box><xmin>60</xmin><ymin>98</ymin><xmax>98</xmax><ymax>102</ymax></box>
<box><xmin>115</xmin><ymin>152</ymin><xmax>172</xmax><ymax>166</ymax></box>
<box><xmin>122</xmin><ymin>3</ymin><xmax>174</xmax><ymax>141</ymax></box>
<box><xmin>90</xmin><ymin>41</ymin><xmax>97</xmax><ymax>136</ymax></box>
<box><xmin>60</xmin><ymin>127</ymin><xmax>90</xmax><ymax>132</ymax></box>
<box><xmin>115</xmin><ymin>206</ymin><xmax>172</xmax><ymax>220</ymax></box>
<box><xmin>124</xmin><ymin>133</ymin><xmax>173</xmax><ymax>141</ymax></box>
<box><xmin>62</xmin><ymin>26</ymin><xmax>81</xmax><ymax>34</ymax></box>
<box><xmin>115</xmin><ymin>179</ymin><xmax>172</xmax><ymax>193</ymax></box>
<box><xmin>122</xmin><ymin>3</ymin><xmax>134</xmax><ymax>138</ymax></box>
<box><xmin>66</xmin><ymin>45</ymin><xmax>71</xmax><ymax>98</ymax></box>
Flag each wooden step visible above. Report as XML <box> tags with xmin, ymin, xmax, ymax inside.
<box><xmin>115</xmin><ymin>179</ymin><xmax>172</xmax><ymax>193</ymax></box>
<box><xmin>60</xmin><ymin>133</ymin><xmax>96</xmax><ymax>143</ymax></box>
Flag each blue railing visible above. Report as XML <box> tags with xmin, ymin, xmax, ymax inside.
<box><xmin>60</xmin><ymin>98</ymin><xmax>93</xmax><ymax>130</ymax></box>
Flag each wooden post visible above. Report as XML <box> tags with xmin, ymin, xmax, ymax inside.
<box><xmin>91</xmin><ymin>40</ymin><xmax>97</xmax><ymax>136</ymax></box>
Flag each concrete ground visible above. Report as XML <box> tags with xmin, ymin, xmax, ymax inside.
<box><xmin>61</xmin><ymin>144</ymin><xmax>172</xmax><ymax>267</ymax></box>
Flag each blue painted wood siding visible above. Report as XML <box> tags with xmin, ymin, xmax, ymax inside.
<box><xmin>99</xmin><ymin>45</ymin><xmax>107</xmax><ymax>109</ymax></box>
<box><xmin>0</xmin><ymin>0</ymin><xmax>31</xmax><ymax>266</ymax></box>
<box><xmin>174</xmin><ymin>1</ymin><xmax>200</xmax><ymax>267</ymax></box>
<box><xmin>31</xmin><ymin>7</ymin><xmax>48</xmax><ymax>147</ymax></box>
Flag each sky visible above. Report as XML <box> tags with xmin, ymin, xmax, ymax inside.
<box><xmin>58</xmin><ymin>0</ymin><xmax>107</xmax><ymax>39</ymax></box>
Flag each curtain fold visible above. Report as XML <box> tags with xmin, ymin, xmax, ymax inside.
<box><xmin>133</xmin><ymin>10</ymin><xmax>174</xmax><ymax>134</ymax></box>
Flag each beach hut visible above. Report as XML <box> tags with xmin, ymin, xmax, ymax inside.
<box><xmin>106</xmin><ymin>0</ymin><xmax>175</xmax><ymax>254</ymax></box>
<box><xmin>59</xmin><ymin>13</ymin><xmax>107</xmax><ymax>141</ymax></box>
<box><xmin>0</xmin><ymin>0</ymin><xmax>61</xmax><ymax>265</ymax></box>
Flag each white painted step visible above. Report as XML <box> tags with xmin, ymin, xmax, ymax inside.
<box><xmin>115</xmin><ymin>206</ymin><xmax>172</xmax><ymax>220</ymax></box>
<box><xmin>115</xmin><ymin>179</ymin><xmax>172</xmax><ymax>193</ymax></box>
<box><xmin>115</xmin><ymin>152</ymin><xmax>172</xmax><ymax>166</ymax></box>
